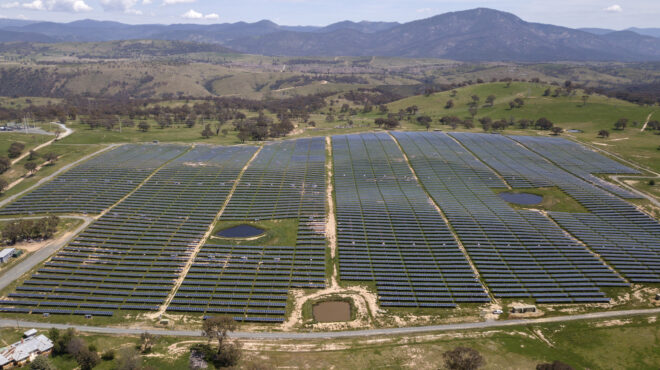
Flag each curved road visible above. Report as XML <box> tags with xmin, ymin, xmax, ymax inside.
<box><xmin>0</xmin><ymin>215</ymin><xmax>93</xmax><ymax>292</ymax></box>
<box><xmin>10</xmin><ymin>122</ymin><xmax>74</xmax><ymax>165</ymax></box>
<box><xmin>0</xmin><ymin>307</ymin><xmax>658</xmax><ymax>340</ymax></box>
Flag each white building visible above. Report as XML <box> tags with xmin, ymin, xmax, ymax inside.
<box><xmin>0</xmin><ymin>331</ymin><xmax>53</xmax><ymax>369</ymax></box>
<box><xmin>0</xmin><ymin>248</ymin><xmax>15</xmax><ymax>264</ymax></box>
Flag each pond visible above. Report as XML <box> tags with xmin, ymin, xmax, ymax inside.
<box><xmin>313</xmin><ymin>301</ymin><xmax>351</xmax><ymax>323</ymax></box>
<box><xmin>499</xmin><ymin>192</ymin><xmax>544</xmax><ymax>205</ymax></box>
<box><xmin>216</xmin><ymin>224</ymin><xmax>265</xmax><ymax>238</ymax></box>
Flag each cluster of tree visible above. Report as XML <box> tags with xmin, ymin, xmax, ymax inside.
<box><xmin>374</xmin><ymin>115</ymin><xmax>401</xmax><ymax>130</ymax></box>
<box><xmin>343</xmin><ymin>88</ymin><xmax>403</xmax><ymax>106</ymax></box>
<box><xmin>44</xmin><ymin>328</ymin><xmax>155</xmax><ymax>370</ymax></box>
<box><xmin>48</xmin><ymin>328</ymin><xmax>100</xmax><ymax>370</ymax></box>
<box><xmin>232</xmin><ymin>111</ymin><xmax>295</xmax><ymax>142</ymax></box>
<box><xmin>2</xmin><ymin>215</ymin><xmax>59</xmax><ymax>245</ymax></box>
<box><xmin>194</xmin><ymin>316</ymin><xmax>242</xmax><ymax>368</ymax></box>
<box><xmin>8</xmin><ymin>142</ymin><xmax>25</xmax><ymax>158</ymax></box>
<box><xmin>508</xmin><ymin>97</ymin><xmax>525</xmax><ymax>109</ymax></box>
<box><xmin>442</xmin><ymin>346</ymin><xmax>484</xmax><ymax>370</ymax></box>
<box><xmin>594</xmin><ymin>81</ymin><xmax>660</xmax><ymax>106</ymax></box>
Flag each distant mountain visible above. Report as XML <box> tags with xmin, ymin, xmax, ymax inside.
<box><xmin>579</xmin><ymin>28</ymin><xmax>616</xmax><ymax>35</ymax></box>
<box><xmin>227</xmin><ymin>8</ymin><xmax>660</xmax><ymax>61</ymax></box>
<box><xmin>0</xmin><ymin>9</ymin><xmax>659</xmax><ymax>62</ymax></box>
<box><xmin>600</xmin><ymin>31</ymin><xmax>660</xmax><ymax>58</ymax></box>
<box><xmin>626</xmin><ymin>28</ymin><xmax>660</xmax><ymax>38</ymax></box>
<box><xmin>318</xmin><ymin>21</ymin><xmax>400</xmax><ymax>34</ymax></box>
<box><xmin>0</xmin><ymin>29</ymin><xmax>54</xmax><ymax>43</ymax></box>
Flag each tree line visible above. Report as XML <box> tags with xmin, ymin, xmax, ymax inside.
<box><xmin>2</xmin><ymin>215</ymin><xmax>60</xmax><ymax>245</ymax></box>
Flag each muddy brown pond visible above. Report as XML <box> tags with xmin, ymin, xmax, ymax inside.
<box><xmin>312</xmin><ymin>301</ymin><xmax>351</xmax><ymax>322</ymax></box>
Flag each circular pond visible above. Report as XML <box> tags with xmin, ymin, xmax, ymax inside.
<box><xmin>312</xmin><ymin>301</ymin><xmax>351</xmax><ymax>323</ymax></box>
<box><xmin>216</xmin><ymin>224</ymin><xmax>265</xmax><ymax>238</ymax></box>
<box><xmin>499</xmin><ymin>192</ymin><xmax>543</xmax><ymax>205</ymax></box>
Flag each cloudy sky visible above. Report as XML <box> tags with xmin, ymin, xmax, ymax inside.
<box><xmin>0</xmin><ymin>0</ymin><xmax>658</xmax><ymax>29</ymax></box>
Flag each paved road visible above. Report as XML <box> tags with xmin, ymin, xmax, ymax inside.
<box><xmin>11</xmin><ymin>122</ymin><xmax>74</xmax><ymax>165</ymax></box>
<box><xmin>610</xmin><ymin>175</ymin><xmax>660</xmax><ymax>208</ymax></box>
<box><xmin>1</xmin><ymin>307</ymin><xmax>658</xmax><ymax>340</ymax></box>
<box><xmin>0</xmin><ymin>215</ymin><xmax>93</xmax><ymax>291</ymax></box>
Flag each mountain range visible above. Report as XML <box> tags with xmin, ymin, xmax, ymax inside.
<box><xmin>1</xmin><ymin>8</ymin><xmax>659</xmax><ymax>62</ymax></box>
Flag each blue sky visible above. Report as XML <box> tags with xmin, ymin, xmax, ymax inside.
<box><xmin>0</xmin><ymin>0</ymin><xmax>658</xmax><ymax>29</ymax></box>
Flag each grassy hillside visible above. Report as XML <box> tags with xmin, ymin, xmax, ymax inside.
<box><xmin>387</xmin><ymin>81</ymin><xmax>660</xmax><ymax>172</ymax></box>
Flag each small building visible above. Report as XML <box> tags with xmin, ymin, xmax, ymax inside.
<box><xmin>0</xmin><ymin>332</ymin><xmax>53</xmax><ymax>369</ymax></box>
<box><xmin>511</xmin><ymin>305</ymin><xmax>537</xmax><ymax>314</ymax></box>
<box><xmin>0</xmin><ymin>248</ymin><xmax>15</xmax><ymax>264</ymax></box>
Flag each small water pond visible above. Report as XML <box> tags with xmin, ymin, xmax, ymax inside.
<box><xmin>216</xmin><ymin>224</ymin><xmax>265</xmax><ymax>238</ymax></box>
<box><xmin>313</xmin><ymin>301</ymin><xmax>351</xmax><ymax>323</ymax></box>
<box><xmin>499</xmin><ymin>192</ymin><xmax>544</xmax><ymax>205</ymax></box>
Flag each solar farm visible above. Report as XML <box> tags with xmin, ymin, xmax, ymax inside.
<box><xmin>0</xmin><ymin>132</ymin><xmax>658</xmax><ymax>325</ymax></box>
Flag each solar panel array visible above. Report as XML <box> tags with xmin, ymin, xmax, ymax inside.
<box><xmin>332</xmin><ymin>133</ymin><xmax>489</xmax><ymax>308</ymax></box>
<box><xmin>509</xmin><ymin>135</ymin><xmax>640</xmax><ymax>199</ymax></box>
<box><xmin>452</xmin><ymin>133</ymin><xmax>660</xmax><ymax>284</ymax></box>
<box><xmin>393</xmin><ymin>132</ymin><xmax>625</xmax><ymax>303</ymax></box>
<box><xmin>169</xmin><ymin>138</ymin><xmax>327</xmax><ymax>322</ymax></box>
<box><xmin>0</xmin><ymin>145</ymin><xmax>258</xmax><ymax>317</ymax></box>
<box><xmin>0</xmin><ymin>144</ymin><xmax>188</xmax><ymax>215</ymax></box>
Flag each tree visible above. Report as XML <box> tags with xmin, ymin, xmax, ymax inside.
<box><xmin>445</xmin><ymin>100</ymin><xmax>454</xmax><ymax>109</ymax></box>
<box><xmin>468</xmin><ymin>106</ymin><xmax>478</xmax><ymax>118</ymax></box>
<box><xmin>535</xmin><ymin>117</ymin><xmax>554</xmax><ymax>130</ymax></box>
<box><xmin>202</xmin><ymin>316</ymin><xmax>241</xmax><ymax>367</ymax></box>
<box><xmin>8</xmin><ymin>142</ymin><xmax>25</xmax><ymax>158</ymax></box>
<box><xmin>27</xmin><ymin>150</ymin><xmax>39</xmax><ymax>161</ymax></box>
<box><xmin>140</xmin><ymin>332</ymin><xmax>155</xmax><ymax>353</ymax></box>
<box><xmin>137</xmin><ymin>121</ymin><xmax>150</xmax><ymax>132</ymax></box>
<box><xmin>485</xmin><ymin>95</ymin><xmax>496</xmax><ymax>107</ymax></box>
<box><xmin>598</xmin><ymin>130</ymin><xmax>610</xmax><ymax>138</ymax></box>
<box><xmin>518</xmin><ymin>119</ymin><xmax>532</xmax><ymax>129</ymax></box>
<box><xmin>0</xmin><ymin>156</ymin><xmax>10</xmax><ymax>174</ymax></box>
<box><xmin>0</xmin><ymin>178</ymin><xmax>7</xmax><ymax>194</ymax></box>
<box><xmin>237</xmin><ymin>130</ymin><xmax>250</xmax><ymax>144</ymax></box>
<box><xmin>478</xmin><ymin>117</ymin><xmax>492</xmax><ymax>132</ymax></box>
<box><xmin>203</xmin><ymin>316</ymin><xmax>236</xmax><ymax>350</ymax></box>
<box><xmin>536</xmin><ymin>360</ymin><xmax>574</xmax><ymax>370</ymax></box>
<box><xmin>200</xmin><ymin>124</ymin><xmax>214</xmax><ymax>139</ymax></box>
<box><xmin>416</xmin><ymin>116</ymin><xmax>432</xmax><ymax>130</ymax></box>
<box><xmin>117</xmin><ymin>347</ymin><xmax>141</xmax><ymax>370</ymax></box>
<box><xmin>24</xmin><ymin>161</ymin><xmax>37</xmax><ymax>175</ymax></box>
<box><xmin>442</xmin><ymin>347</ymin><xmax>485</xmax><ymax>370</ymax></box>
<box><xmin>28</xmin><ymin>356</ymin><xmax>56</xmax><ymax>370</ymax></box>
<box><xmin>43</xmin><ymin>152</ymin><xmax>58</xmax><ymax>164</ymax></box>
<box><xmin>581</xmin><ymin>95</ymin><xmax>589</xmax><ymax>106</ymax></box>
<box><xmin>614</xmin><ymin>118</ymin><xmax>628</xmax><ymax>130</ymax></box>
<box><xmin>75</xmin><ymin>348</ymin><xmax>100</xmax><ymax>370</ymax></box>
<box><xmin>551</xmin><ymin>126</ymin><xmax>563</xmax><ymax>135</ymax></box>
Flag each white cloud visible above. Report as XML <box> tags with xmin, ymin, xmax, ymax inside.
<box><xmin>163</xmin><ymin>0</ymin><xmax>195</xmax><ymax>5</ymax></box>
<box><xmin>181</xmin><ymin>8</ymin><xmax>201</xmax><ymax>18</ymax></box>
<box><xmin>604</xmin><ymin>4</ymin><xmax>622</xmax><ymax>13</ymax></box>
<box><xmin>181</xmin><ymin>8</ymin><xmax>217</xmax><ymax>20</ymax></box>
<box><xmin>22</xmin><ymin>0</ymin><xmax>92</xmax><ymax>12</ymax></box>
<box><xmin>99</xmin><ymin>0</ymin><xmax>138</xmax><ymax>12</ymax></box>
<box><xmin>1</xmin><ymin>2</ymin><xmax>21</xmax><ymax>9</ymax></box>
